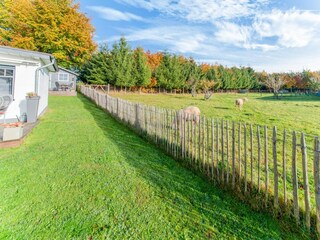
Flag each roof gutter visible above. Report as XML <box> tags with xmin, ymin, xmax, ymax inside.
<box><xmin>35</xmin><ymin>57</ymin><xmax>56</xmax><ymax>94</ymax></box>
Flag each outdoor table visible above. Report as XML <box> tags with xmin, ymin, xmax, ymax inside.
<box><xmin>59</xmin><ymin>84</ymin><xmax>69</xmax><ymax>91</ymax></box>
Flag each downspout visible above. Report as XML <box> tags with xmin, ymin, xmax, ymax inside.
<box><xmin>35</xmin><ymin>58</ymin><xmax>55</xmax><ymax>94</ymax></box>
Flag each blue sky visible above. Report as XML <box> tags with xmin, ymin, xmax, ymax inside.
<box><xmin>77</xmin><ymin>0</ymin><xmax>320</xmax><ymax>72</ymax></box>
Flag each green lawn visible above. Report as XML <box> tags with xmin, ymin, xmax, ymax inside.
<box><xmin>110</xmin><ymin>92</ymin><xmax>320</xmax><ymax>137</ymax></box>
<box><xmin>0</xmin><ymin>95</ymin><xmax>309</xmax><ymax>239</ymax></box>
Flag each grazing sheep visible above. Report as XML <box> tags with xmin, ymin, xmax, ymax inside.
<box><xmin>173</xmin><ymin>106</ymin><xmax>201</xmax><ymax>129</ymax></box>
<box><xmin>235</xmin><ymin>98</ymin><xmax>248</xmax><ymax>110</ymax></box>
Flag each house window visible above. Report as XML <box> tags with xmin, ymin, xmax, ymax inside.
<box><xmin>59</xmin><ymin>73</ymin><xmax>68</xmax><ymax>81</ymax></box>
<box><xmin>0</xmin><ymin>65</ymin><xmax>15</xmax><ymax>96</ymax></box>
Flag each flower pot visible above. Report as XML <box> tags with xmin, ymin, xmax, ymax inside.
<box><xmin>2</xmin><ymin>125</ymin><xmax>23</xmax><ymax>141</ymax></box>
<box><xmin>26</xmin><ymin>96</ymin><xmax>40</xmax><ymax>123</ymax></box>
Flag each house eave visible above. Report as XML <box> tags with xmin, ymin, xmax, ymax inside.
<box><xmin>0</xmin><ymin>46</ymin><xmax>58</xmax><ymax>72</ymax></box>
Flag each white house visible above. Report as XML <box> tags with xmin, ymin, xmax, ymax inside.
<box><xmin>0</xmin><ymin>46</ymin><xmax>58</xmax><ymax>122</ymax></box>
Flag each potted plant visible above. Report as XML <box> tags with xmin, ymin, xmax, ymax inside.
<box><xmin>1</xmin><ymin>122</ymin><xmax>23</xmax><ymax>141</ymax></box>
<box><xmin>26</xmin><ymin>92</ymin><xmax>40</xmax><ymax>123</ymax></box>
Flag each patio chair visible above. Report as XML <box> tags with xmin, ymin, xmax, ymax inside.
<box><xmin>68</xmin><ymin>82</ymin><xmax>74</xmax><ymax>91</ymax></box>
<box><xmin>55</xmin><ymin>81</ymin><xmax>60</xmax><ymax>91</ymax></box>
<box><xmin>0</xmin><ymin>95</ymin><xmax>13</xmax><ymax>123</ymax></box>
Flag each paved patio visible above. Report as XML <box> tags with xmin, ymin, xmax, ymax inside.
<box><xmin>0</xmin><ymin>121</ymin><xmax>39</xmax><ymax>148</ymax></box>
<box><xmin>49</xmin><ymin>90</ymin><xmax>77</xmax><ymax>96</ymax></box>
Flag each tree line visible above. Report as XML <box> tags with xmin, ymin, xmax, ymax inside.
<box><xmin>79</xmin><ymin>38</ymin><xmax>258</xmax><ymax>91</ymax></box>
<box><xmin>79</xmin><ymin>38</ymin><xmax>320</xmax><ymax>94</ymax></box>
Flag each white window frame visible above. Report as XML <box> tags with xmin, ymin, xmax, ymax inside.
<box><xmin>0</xmin><ymin>65</ymin><xmax>15</xmax><ymax>97</ymax></box>
<box><xmin>58</xmin><ymin>73</ymin><xmax>69</xmax><ymax>82</ymax></box>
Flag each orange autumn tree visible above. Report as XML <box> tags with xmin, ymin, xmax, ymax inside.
<box><xmin>0</xmin><ymin>0</ymin><xmax>96</xmax><ymax>68</ymax></box>
<box><xmin>145</xmin><ymin>51</ymin><xmax>163</xmax><ymax>87</ymax></box>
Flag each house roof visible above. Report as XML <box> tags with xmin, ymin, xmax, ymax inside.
<box><xmin>58</xmin><ymin>66</ymin><xmax>79</xmax><ymax>77</ymax></box>
<box><xmin>0</xmin><ymin>46</ymin><xmax>58</xmax><ymax>72</ymax></box>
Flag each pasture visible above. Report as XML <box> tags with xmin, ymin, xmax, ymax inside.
<box><xmin>109</xmin><ymin>92</ymin><xmax>320</xmax><ymax>137</ymax></box>
<box><xmin>0</xmin><ymin>95</ymin><xmax>308</xmax><ymax>239</ymax></box>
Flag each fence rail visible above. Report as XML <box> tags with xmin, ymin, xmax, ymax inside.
<box><xmin>80</xmin><ymin>85</ymin><xmax>320</xmax><ymax>234</ymax></box>
<box><xmin>84</xmin><ymin>84</ymin><xmax>318</xmax><ymax>96</ymax></box>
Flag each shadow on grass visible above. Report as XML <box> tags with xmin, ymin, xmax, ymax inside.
<box><xmin>257</xmin><ymin>94</ymin><xmax>320</xmax><ymax>102</ymax></box>
<box><xmin>77</xmin><ymin>94</ymin><xmax>309</xmax><ymax>239</ymax></box>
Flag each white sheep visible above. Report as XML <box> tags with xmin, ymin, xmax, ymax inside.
<box><xmin>235</xmin><ymin>98</ymin><xmax>248</xmax><ymax>111</ymax></box>
<box><xmin>173</xmin><ymin>106</ymin><xmax>201</xmax><ymax>129</ymax></box>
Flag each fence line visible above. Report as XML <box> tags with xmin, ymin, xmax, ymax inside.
<box><xmin>80</xmin><ymin>85</ymin><xmax>320</xmax><ymax>235</ymax></box>
<box><xmin>84</xmin><ymin>84</ymin><xmax>319</xmax><ymax>97</ymax></box>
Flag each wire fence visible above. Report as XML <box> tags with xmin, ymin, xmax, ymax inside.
<box><xmin>80</xmin><ymin>85</ymin><xmax>320</xmax><ymax>235</ymax></box>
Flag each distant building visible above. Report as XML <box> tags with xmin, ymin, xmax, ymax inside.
<box><xmin>49</xmin><ymin>67</ymin><xmax>78</xmax><ymax>91</ymax></box>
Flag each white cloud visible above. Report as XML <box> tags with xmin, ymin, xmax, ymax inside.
<box><xmin>214</xmin><ymin>21</ymin><xmax>280</xmax><ymax>51</ymax></box>
<box><xmin>105</xmin><ymin>25</ymin><xmax>212</xmax><ymax>54</ymax></box>
<box><xmin>116</xmin><ymin>0</ymin><xmax>270</xmax><ymax>21</ymax></box>
<box><xmin>87</xmin><ymin>6</ymin><xmax>143</xmax><ymax>21</ymax></box>
<box><xmin>253</xmin><ymin>9</ymin><xmax>320</xmax><ymax>48</ymax></box>
<box><xmin>215</xmin><ymin>21</ymin><xmax>251</xmax><ymax>46</ymax></box>
<box><xmin>214</xmin><ymin>9</ymin><xmax>320</xmax><ymax>51</ymax></box>
<box><xmin>100</xmin><ymin>1</ymin><xmax>320</xmax><ymax>72</ymax></box>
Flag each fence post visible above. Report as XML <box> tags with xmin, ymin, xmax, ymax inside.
<box><xmin>249</xmin><ymin>124</ymin><xmax>253</xmax><ymax>186</ymax></box>
<box><xmin>211</xmin><ymin>119</ymin><xmax>215</xmax><ymax>180</ymax></box>
<box><xmin>226</xmin><ymin>121</ymin><xmax>230</xmax><ymax>184</ymax></box>
<box><xmin>187</xmin><ymin>114</ymin><xmax>190</xmax><ymax>162</ymax></box>
<box><xmin>202</xmin><ymin>116</ymin><xmax>206</xmax><ymax>173</ymax></box>
<box><xmin>221</xmin><ymin>120</ymin><xmax>224</xmax><ymax>183</ymax></box>
<box><xmin>216</xmin><ymin>120</ymin><xmax>220</xmax><ymax>180</ymax></box>
<box><xmin>313</xmin><ymin>137</ymin><xmax>320</xmax><ymax>234</ymax></box>
<box><xmin>244</xmin><ymin>123</ymin><xmax>247</xmax><ymax>193</ymax></box>
<box><xmin>207</xmin><ymin>118</ymin><xmax>210</xmax><ymax>175</ymax></box>
<box><xmin>264</xmin><ymin>126</ymin><xmax>269</xmax><ymax>203</ymax></box>
<box><xmin>198</xmin><ymin>117</ymin><xmax>202</xmax><ymax>170</ymax></box>
<box><xmin>232</xmin><ymin>121</ymin><xmax>236</xmax><ymax>188</ymax></box>
<box><xmin>283</xmin><ymin>129</ymin><xmax>287</xmax><ymax>204</ymax></box>
<box><xmin>301</xmin><ymin>133</ymin><xmax>310</xmax><ymax>230</ymax></box>
<box><xmin>107</xmin><ymin>84</ymin><xmax>110</xmax><ymax>94</ymax></box>
<box><xmin>257</xmin><ymin>126</ymin><xmax>261</xmax><ymax>192</ymax></box>
<box><xmin>135</xmin><ymin>104</ymin><xmax>140</xmax><ymax>131</ymax></box>
<box><xmin>273</xmin><ymin>126</ymin><xmax>279</xmax><ymax>209</ymax></box>
<box><xmin>116</xmin><ymin>98</ymin><xmax>119</xmax><ymax>116</ymax></box>
<box><xmin>292</xmin><ymin>131</ymin><xmax>299</xmax><ymax>225</ymax></box>
<box><xmin>238</xmin><ymin>123</ymin><xmax>241</xmax><ymax>183</ymax></box>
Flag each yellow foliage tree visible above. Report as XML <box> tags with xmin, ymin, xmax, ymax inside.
<box><xmin>0</xmin><ymin>0</ymin><xmax>96</xmax><ymax>68</ymax></box>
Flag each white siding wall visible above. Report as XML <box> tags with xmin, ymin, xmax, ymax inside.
<box><xmin>0</xmin><ymin>53</ymin><xmax>50</xmax><ymax>121</ymax></box>
<box><xmin>38</xmin><ymin>67</ymin><xmax>49</xmax><ymax>116</ymax></box>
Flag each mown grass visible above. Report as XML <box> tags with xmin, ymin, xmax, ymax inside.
<box><xmin>110</xmin><ymin>92</ymin><xmax>320</xmax><ymax>224</ymax></box>
<box><xmin>110</xmin><ymin>92</ymin><xmax>320</xmax><ymax>137</ymax></box>
<box><xmin>0</xmin><ymin>95</ymin><xmax>310</xmax><ymax>239</ymax></box>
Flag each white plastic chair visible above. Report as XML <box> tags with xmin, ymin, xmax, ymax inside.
<box><xmin>0</xmin><ymin>95</ymin><xmax>13</xmax><ymax>123</ymax></box>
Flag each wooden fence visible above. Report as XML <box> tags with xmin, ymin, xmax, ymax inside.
<box><xmin>83</xmin><ymin>84</ymin><xmax>317</xmax><ymax>96</ymax></box>
<box><xmin>80</xmin><ymin>85</ymin><xmax>320</xmax><ymax>234</ymax></box>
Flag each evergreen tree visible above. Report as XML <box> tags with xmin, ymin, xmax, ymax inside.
<box><xmin>110</xmin><ymin>37</ymin><xmax>133</xmax><ymax>88</ymax></box>
<box><xmin>132</xmin><ymin>47</ymin><xmax>152</xmax><ymax>91</ymax></box>
<box><xmin>155</xmin><ymin>53</ymin><xmax>184</xmax><ymax>89</ymax></box>
<box><xmin>79</xmin><ymin>44</ymin><xmax>112</xmax><ymax>84</ymax></box>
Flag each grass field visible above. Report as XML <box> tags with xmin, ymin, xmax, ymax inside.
<box><xmin>0</xmin><ymin>95</ymin><xmax>309</xmax><ymax>239</ymax></box>
<box><xmin>110</xmin><ymin>92</ymin><xmax>320</xmax><ymax>137</ymax></box>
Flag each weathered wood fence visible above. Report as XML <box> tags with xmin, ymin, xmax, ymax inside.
<box><xmin>85</xmin><ymin>84</ymin><xmax>271</xmax><ymax>95</ymax></box>
<box><xmin>81</xmin><ymin>85</ymin><xmax>320</xmax><ymax>234</ymax></box>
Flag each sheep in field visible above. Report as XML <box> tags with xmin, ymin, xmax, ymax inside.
<box><xmin>235</xmin><ymin>98</ymin><xmax>248</xmax><ymax>110</ymax></box>
<box><xmin>173</xmin><ymin>106</ymin><xmax>201</xmax><ymax>129</ymax></box>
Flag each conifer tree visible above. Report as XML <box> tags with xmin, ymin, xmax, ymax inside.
<box><xmin>110</xmin><ymin>37</ymin><xmax>133</xmax><ymax>89</ymax></box>
<box><xmin>132</xmin><ymin>47</ymin><xmax>152</xmax><ymax>92</ymax></box>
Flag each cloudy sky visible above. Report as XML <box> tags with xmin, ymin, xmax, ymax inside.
<box><xmin>78</xmin><ymin>0</ymin><xmax>320</xmax><ymax>72</ymax></box>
